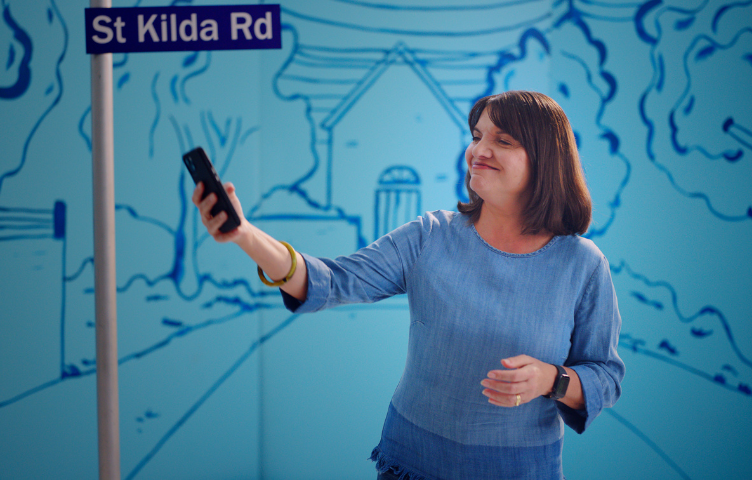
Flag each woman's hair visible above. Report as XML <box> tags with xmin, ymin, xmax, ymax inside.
<box><xmin>457</xmin><ymin>91</ymin><xmax>592</xmax><ymax>236</ymax></box>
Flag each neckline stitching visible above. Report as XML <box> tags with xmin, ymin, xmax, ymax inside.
<box><xmin>470</xmin><ymin>223</ymin><xmax>560</xmax><ymax>258</ymax></box>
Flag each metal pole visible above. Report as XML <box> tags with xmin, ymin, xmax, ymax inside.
<box><xmin>90</xmin><ymin>0</ymin><xmax>120</xmax><ymax>478</ymax></box>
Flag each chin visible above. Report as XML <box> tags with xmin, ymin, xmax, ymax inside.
<box><xmin>468</xmin><ymin>176</ymin><xmax>487</xmax><ymax>194</ymax></box>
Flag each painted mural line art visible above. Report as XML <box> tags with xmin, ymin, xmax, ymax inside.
<box><xmin>0</xmin><ymin>0</ymin><xmax>67</xmax><ymax>196</ymax></box>
<box><xmin>374</xmin><ymin>165</ymin><xmax>421</xmax><ymax>239</ymax></box>
<box><xmin>613</xmin><ymin>260</ymin><xmax>752</xmax><ymax>398</ymax></box>
<box><xmin>0</xmin><ymin>202</ymin><xmax>66</xmax><ymax>403</ymax></box>
<box><xmin>637</xmin><ymin>0</ymin><xmax>752</xmax><ymax>221</ymax></box>
<box><xmin>1</xmin><ymin>0</ymin><xmax>750</xmax><ymax>478</ymax></box>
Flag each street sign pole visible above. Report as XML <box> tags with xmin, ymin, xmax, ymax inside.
<box><xmin>90</xmin><ymin>0</ymin><xmax>120</xmax><ymax>478</ymax></box>
<box><xmin>84</xmin><ymin>5</ymin><xmax>280</xmax><ymax>478</ymax></box>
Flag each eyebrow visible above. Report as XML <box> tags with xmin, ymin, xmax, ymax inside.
<box><xmin>474</xmin><ymin>126</ymin><xmax>512</xmax><ymax>138</ymax></box>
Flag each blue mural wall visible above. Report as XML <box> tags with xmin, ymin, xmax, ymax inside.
<box><xmin>1</xmin><ymin>0</ymin><xmax>751</xmax><ymax>478</ymax></box>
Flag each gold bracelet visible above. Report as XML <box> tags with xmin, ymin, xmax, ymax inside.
<box><xmin>257</xmin><ymin>241</ymin><xmax>297</xmax><ymax>287</ymax></box>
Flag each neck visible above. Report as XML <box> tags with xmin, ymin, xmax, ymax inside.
<box><xmin>475</xmin><ymin>203</ymin><xmax>552</xmax><ymax>254</ymax></box>
<box><xmin>476</xmin><ymin>201</ymin><xmax>526</xmax><ymax>235</ymax></box>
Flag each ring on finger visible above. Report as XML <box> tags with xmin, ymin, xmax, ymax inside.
<box><xmin>515</xmin><ymin>394</ymin><xmax>521</xmax><ymax>407</ymax></box>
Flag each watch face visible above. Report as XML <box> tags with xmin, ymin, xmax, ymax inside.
<box><xmin>554</xmin><ymin>375</ymin><xmax>570</xmax><ymax>399</ymax></box>
<box><xmin>549</xmin><ymin>366</ymin><xmax>570</xmax><ymax>399</ymax></box>
<box><xmin>545</xmin><ymin>365</ymin><xmax>570</xmax><ymax>399</ymax></box>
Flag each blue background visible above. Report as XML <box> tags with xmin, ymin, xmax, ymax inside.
<box><xmin>1</xmin><ymin>1</ymin><xmax>751</xmax><ymax>479</ymax></box>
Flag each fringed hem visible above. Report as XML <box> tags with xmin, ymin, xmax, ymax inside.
<box><xmin>369</xmin><ymin>445</ymin><xmax>428</xmax><ymax>480</ymax></box>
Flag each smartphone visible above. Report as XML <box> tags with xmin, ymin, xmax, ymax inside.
<box><xmin>182</xmin><ymin>147</ymin><xmax>241</xmax><ymax>233</ymax></box>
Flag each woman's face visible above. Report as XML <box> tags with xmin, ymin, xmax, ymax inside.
<box><xmin>465</xmin><ymin>108</ymin><xmax>531</xmax><ymax>210</ymax></box>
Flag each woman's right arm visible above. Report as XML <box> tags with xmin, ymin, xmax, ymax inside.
<box><xmin>192</xmin><ymin>182</ymin><xmax>308</xmax><ymax>301</ymax></box>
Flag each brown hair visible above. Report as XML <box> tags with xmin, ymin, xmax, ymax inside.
<box><xmin>457</xmin><ymin>91</ymin><xmax>592</xmax><ymax>236</ymax></box>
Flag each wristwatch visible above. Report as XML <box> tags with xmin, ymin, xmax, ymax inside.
<box><xmin>544</xmin><ymin>365</ymin><xmax>570</xmax><ymax>400</ymax></box>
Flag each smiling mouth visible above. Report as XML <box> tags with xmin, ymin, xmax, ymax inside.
<box><xmin>472</xmin><ymin>162</ymin><xmax>499</xmax><ymax>171</ymax></box>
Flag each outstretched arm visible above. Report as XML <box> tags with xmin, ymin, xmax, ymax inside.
<box><xmin>192</xmin><ymin>181</ymin><xmax>308</xmax><ymax>301</ymax></box>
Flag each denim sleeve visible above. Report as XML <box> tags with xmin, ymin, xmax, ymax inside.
<box><xmin>281</xmin><ymin>213</ymin><xmax>435</xmax><ymax>313</ymax></box>
<box><xmin>558</xmin><ymin>256</ymin><xmax>625</xmax><ymax>433</ymax></box>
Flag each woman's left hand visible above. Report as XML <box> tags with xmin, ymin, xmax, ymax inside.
<box><xmin>480</xmin><ymin>355</ymin><xmax>557</xmax><ymax>407</ymax></box>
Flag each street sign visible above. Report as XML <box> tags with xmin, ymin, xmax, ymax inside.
<box><xmin>85</xmin><ymin>4</ymin><xmax>281</xmax><ymax>54</ymax></box>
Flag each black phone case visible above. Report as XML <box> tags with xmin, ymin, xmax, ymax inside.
<box><xmin>182</xmin><ymin>147</ymin><xmax>241</xmax><ymax>233</ymax></box>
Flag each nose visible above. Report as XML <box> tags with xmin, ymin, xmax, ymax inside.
<box><xmin>472</xmin><ymin>136</ymin><xmax>492</xmax><ymax>158</ymax></box>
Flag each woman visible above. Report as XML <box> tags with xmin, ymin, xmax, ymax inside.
<box><xmin>193</xmin><ymin>91</ymin><xmax>625</xmax><ymax>479</ymax></box>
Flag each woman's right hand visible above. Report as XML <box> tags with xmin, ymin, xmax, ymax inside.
<box><xmin>191</xmin><ymin>181</ymin><xmax>309</xmax><ymax>301</ymax></box>
<box><xmin>192</xmin><ymin>181</ymin><xmax>249</xmax><ymax>244</ymax></box>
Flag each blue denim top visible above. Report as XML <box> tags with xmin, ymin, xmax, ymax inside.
<box><xmin>283</xmin><ymin>211</ymin><xmax>624</xmax><ymax>480</ymax></box>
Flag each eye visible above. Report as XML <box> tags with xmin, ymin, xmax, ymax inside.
<box><xmin>498</xmin><ymin>135</ymin><xmax>517</xmax><ymax>146</ymax></box>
